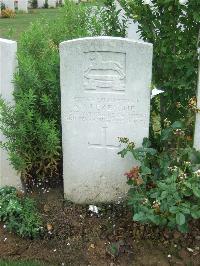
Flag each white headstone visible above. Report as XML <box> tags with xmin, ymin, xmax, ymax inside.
<box><xmin>37</xmin><ymin>0</ymin><xmax>44</xmax><ymax>8</ymax></box>
<box><xmin>48</xmin><ymin>0</ymin><xmax>56</xmax><ymax>8</ymax></box>
<box><xmin>0</xmin><ymin>39</ymin><xmax>21</xmax><ymax>189</ymax></box>
<box><xmin>18</xmin><ymin>0</ymin><xmax>28</xmax><ymax>12</ymax></box>
<box><xmin>60</xmin><ymin>37</ymin><xmax>153</xmax><ymax>204</ymax></box>
<box><xmin>194</xmin><ymin>56</ymin><xmax>200</xmax><ymax>149</ymax></box>
<box><xmin>114</xmin><ymin>0</ymin><xmax>141</xmax><ymax>40</ymax></box>
<box><xmin>3</xmin><ymin>0</ymin><xmax>15</xmax><ymax>11</ymax></box>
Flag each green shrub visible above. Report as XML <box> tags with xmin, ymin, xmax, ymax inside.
<box><xmin>0</xmin><ymin>186</ymin><xmax>43</xmax><ymax>238</ymax></box>
<box><xmin>0</xmin><ymin>0</ymin><xmax>126</xmax><ymax>183</ymax></box>
<box><xmin>1</xmin><ymin>8</ymin><xmax>15</xmax><ymax>18</ymax></box>
<box><xmin>29</xmin><ymin>0</ymin><xmax>38</xmax><ymax>9</ymax></box>
<box><xmin>1</xmin><ymin>2</ymin><xmax>6</xmax><ymax>11</ymax></box>
<box><xmin>121</xmin><ymin>0</ymin><xmax>200</xmax><ymax>135</ymax></box>
<box><xmin>119</xmin><ymin>121</ymin><xmax>200</xmax><ymax>233</ymax></box>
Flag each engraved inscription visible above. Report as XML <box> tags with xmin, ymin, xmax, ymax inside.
<box><xmin>63</xmin><ymin>97</ymin><xmax>147</xmax><ymax>124</ymax></box>
<box><xmin>88</xmin><ymin>127</ymin><xmax>120</xmax><ymax>150</ymax></box>
<box><xmin>83</xmin><ymin>52</ymin><xmax>126</xmax><ymax>93</ymax></box>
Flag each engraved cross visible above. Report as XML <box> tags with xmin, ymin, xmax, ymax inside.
<box><xmin>88</xmin><ymin>127</ymin><xmax>120</xmax><ymax>150</ymax></box>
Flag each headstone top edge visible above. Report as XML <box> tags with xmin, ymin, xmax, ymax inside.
<box><xmin>59</xmin><ymin>36</ymin><xmax>153</xmax><ymax>49</ymax></box>
<box><xmin>0</xmin><ymin>38</ymin><xmax>17</xmax><ymax>45</ymax></box>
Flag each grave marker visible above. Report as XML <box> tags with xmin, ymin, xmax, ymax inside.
<box><xmin>48</xmin><ymin>0</ymin><xmax>56</xmax><ymax>8</ymax></box>
<box><xmin>37</xmin><ymin>0</ymin><xmax>44</xmax><ymax>8</ymax></box>
<box><xmin>3</xmin><ymin>0</ymin><xmax>14</xmax><ymax>11</ymax></box>
<box><xmin>18</xmin><ymin>0</ymin><xmax>28</xmax><ymax>12</ymax></box>
<box><xmin>0</xmin><ymin>39</ymin><xmax>21</xmax><ymax>189</ymax></box>
<box><xmin>60</xmin><ymin>37</ymin><xmax>153</xmax><ymax>203</ymax></box>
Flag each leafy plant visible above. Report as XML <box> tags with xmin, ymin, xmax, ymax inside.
<box><xmin>44</xmin><ymin>0</ymin><xmax>48</xmax><ymax>9</ymax></box>
<box><xmin>0</xmin><ymin>186</ymin><xmax>43</xmax><ymax>238</ymax></box>
<box><xmin>0</xmin><ymin>0</ymin><xmax>126</xmax><ymax>184</ymax></box>
<box><xmin>1</xmin><ymin>8</ymin><xmax>15</xmax><ymax>18</ymax></box>
<box><xmin>100</xmin><ymin>0</ymin><xmax>127</xmax><ymax>36</ymax></box>
<box><xmin>86</xmin><ymin>0</ymin><xmax>127</xmax><ymax>36</ymax></box>
<box><xmin>29</xmin><ymin>0</ymin><xmax>38</xmax><ymax>9</ymax></box>
<box><xmin>1</xmin><ymin>2</ymin><xmax>6</xmax><ymax>11</ymax></box>
<box><xmin>121</xmin><ymin>0</ymin><xmax>200</xmax><ymax>137</ymax></box>
<box><xmin>119</xmin><ymin>121</ymin><xmax>200</xmax><ymax>232</ymax></box>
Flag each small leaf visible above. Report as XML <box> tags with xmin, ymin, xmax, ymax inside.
<box><xmin>133</xmin><ymin>212</ymin><xmax>145</xmax><ymax>221</ymax></box>
<box><xmin>176</xmin><ymin>213</ymin><xmax>185</xmax><ymax>226</ymax></box>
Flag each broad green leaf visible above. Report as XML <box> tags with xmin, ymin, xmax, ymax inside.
<box><xmin>176</xmin><ymin>213</ymin><xmax>185</xmax><ymax>226</ymax></box>
<box><xmin>192</xmin><ymin>187</ymin><xmax>200</xmax><ymax>198</ymax></box>
<box><xmin>133</xmin><ymin>212</ymin><xmax>145</xmax><ymax>221</ymax></box>
<box><xmin>171</xmin><ymin>121</ymin><xmax>184</xmax><ymax>129</ymax></box>
<box><xmin>141</xmin><ymin>165</ymin><xmax>151</xmax><ymax>175</ymax></box>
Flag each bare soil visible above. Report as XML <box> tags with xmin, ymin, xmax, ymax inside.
<box><xmin>0</xmin><ymin>187</ymin><xmax>200</xmax><ymax>266</ymax></box>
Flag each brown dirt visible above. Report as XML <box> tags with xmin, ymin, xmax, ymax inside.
<box><xmin>0</xmin><ymin>187</ymin><xmax>200</xmax><ymax>266</ymax></box>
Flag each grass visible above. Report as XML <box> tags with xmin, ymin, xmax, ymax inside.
<box><xmin>0</xmin><ymin>8</ymin><xmax>65</xmax><ymax>40</ymax></box>
<box><xmin>0</xmin><ymin>1</ymin><xmax>103</xmax><ymax>41</ymax></box>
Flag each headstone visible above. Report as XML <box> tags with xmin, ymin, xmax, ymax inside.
<box><xmin>0</xmin><ymin>39</ymin><xmax>21</xmax><ymax>189</ymax></box>
<box><xmin>194</xmin><ymin>55</ymin><xmax>200</xmax><ymax>149</ymax></box>
<box><xmin>60</xmin><ymin>37</ymin><xmax>153</xmax><ymax>203</ymax></box>
<box><xmin>48</xmin><ymin>0</ymin><xmax>56</xmax><ymax>8</ymax></box>
<box><xmin>18</xmin><ymin>0</ymin><xmax>28</xmax><ymax>12</ymax></box>
<box><xmin>3</xmin><ymin>0</ymin><xmax>15</xmax><ymax>11</ymax></box>
<box><xmin>37</xmin><ymin>0</ymin><xmax>44</xmax><ymax>8</ymax></box>
<box><xmin>114</xmin><ymin>0</ymin><xmax>141</xmax><ymax>40</ymax></box>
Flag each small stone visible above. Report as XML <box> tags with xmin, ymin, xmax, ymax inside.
<box><xmin>47</xmin><ymin>223</ymin><xmax>53</xmax><ymax>231</ymax></box>
<box><xmin>187</xmin><ymin>248</ymin><xmax>194</xmax><ymax>253</ymax></box>
<box><xmin>90</xmin><ymin>243</ymin><xmax>95</xmax><ymax>249</ymax></box>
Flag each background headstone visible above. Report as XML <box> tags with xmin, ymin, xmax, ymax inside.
<box><xmin>3</xmin><ymin>0</ymin><xmax>15</xmax><ymax>11</ymax></box>
<box><xmin>0</xmin><ymin>39</ymin><xmax>21</xmax><ymax>189</ymax></box>
<box><xmin>18</xmin><ymin>0</ymin><xmax>28</xmax><ymax>12</ymax></box>
<box><xmin>114</xmin><ymin>0</ymin><xmax>141</xmax><ymax>40</ymax></box>
<box><xmin>60</xmin><ymin>37</ymin><xmax>153</xmax><ymax>203</ymax></box>
<box><xmin>194</xmin><ymin>55</ymin><xmax>200</xmax><ymax>149</ymax></box>
<box><xmin>48</xmin><ymin>0</ymin><xmax>56</xmax><ymax>8</ymax></box>
<box><xmin>37</xmin><ymin>0</ymin><xmax>44</xmax><ymax>8</ymax></box>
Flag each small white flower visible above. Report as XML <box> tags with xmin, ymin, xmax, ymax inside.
<box><xmin>3</xmin><ymin>225</ymin><xmax>6</xmax><ymax>229</ymax></box>
<box><xmin>89</xmin><ymin>205</ymin><xmax>99</xmax><ymax>214</ymax></box>
<box><xmin>179</xmin><ymin>0</ymin><xmax>188</xmax><ymax>5</ymax></box>
<box><xmin>53</xmin><ymin>249</ymin><xmax>57</xmax><ymax>252</ymax></box>
<box><xmin>194</xmin><ymin>169</ymin><xmax>200</xmax><ymax>176</ymax></box>
<box><xmin>151</xmin><ymin>88</ymin><xmax>164</xmax><ymax>99</ymax></box>
<box><xmin>4</xmin><ymin>237</ymin><xmax>7</xmax><ymax>242</ymax></box>
<box><xmin>143</xmin><ymin>0</ymin><xmax>153</xmax><ymax>5</ymax></box>
<box><xmin>187</xmin><ymin>247</ymin><xmax>194</xmax><ymax>253</ymax></box>
<box><xmin>167</xmin><ymin>254</ymin><xmax>172</xmax><ymax>258</ymax></box>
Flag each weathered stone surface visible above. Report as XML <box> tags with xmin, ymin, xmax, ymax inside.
<box><xmin>194</xmin><ymin>57</ymin><xmax>200</xmax><ymax>149</ymax></box>
<box><xmin>18</xmin><ymin>0</ymin><xmax>28</xmax><ymax>12</ymax></box>
<box><xmin>48</xmin><ymin>0</ymin><xmax>56</xmax><ymax>8</ymax></box>
<box><xmin>60</xmin><ymin>37</ymin><xmax>153</xmax><ymax>203</ymax></box>
<box><xmin>37</xmin><ymin>0</ymin><xmax>44</xmax><ymax>8</ymax></box>
<box><xmin>3</xmin><ymin>0</ymin><xmax>15</xmax><ymax>11</ymax></box>
<box><xmin>114</xmin><ymin>0</ymin><xmax>141</xmax><ymax>40</ymax></box>
<box><xmin>0</xmin><ymin>39</ymin><xmax>21</xmax><ymax>189</ymax></box>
